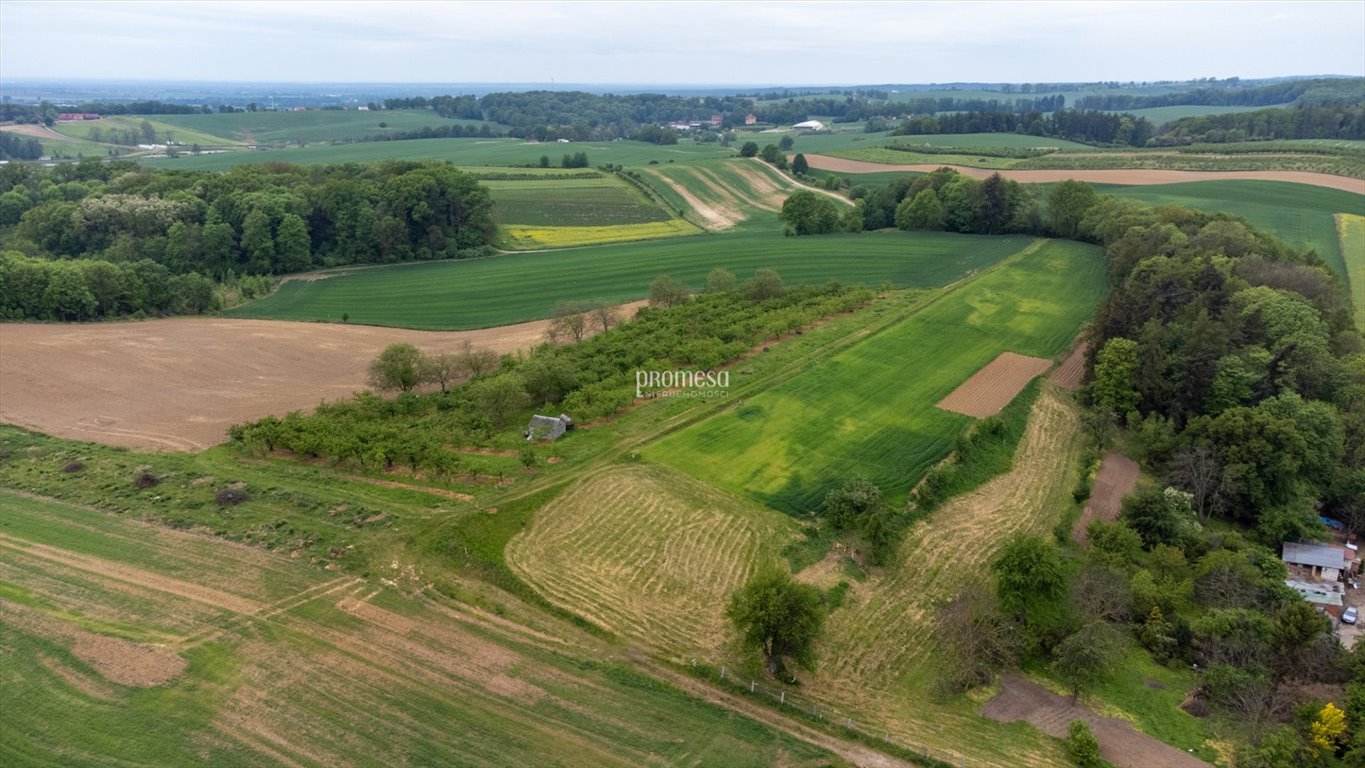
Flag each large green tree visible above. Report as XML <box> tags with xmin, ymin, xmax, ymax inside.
<box><xmin>726</xmin><ymin>568</ymin><xmax>824</xmax><ymax>676</ymax></box>
<box><xmin>895</xmin><ymin>188</ymin><xmax>945</xmax><ymax>231</ymax></box>
<box><xmin>367</xmin><ymin>343</ymin><xmax>427</xmax><ymax>392</ymax></box>
<box><xmin>778</xmin><ymin>191</ymin><xmax>839</xmax><ymax>235</ymax></box>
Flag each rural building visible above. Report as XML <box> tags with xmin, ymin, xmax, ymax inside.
<box><xmin>709</xmin><ymin>114</ymin><xmax>723</xmax><ymax>126</ymax></box>
<box><xmin>525</xmin><ymin>414</ymin><xmax>574</xmax><ymax>441</ymax></box>
<box><xmin>57</xmin><ymin>113</ymin><xmax>100</xmax><ymax>121</ymax></box>
<box><xmin>744</xmin><ymin>113</ymin><xmax>757</xmax><ymax>125</ymax></box>
<box><xmin>1285</xmin><ymin>578</ymin><xmax>1344</xmax><ymax>618</ymax></box>
<box><xmin>792</xmin><ymin>120</ymin><xmax>826</xmax><ymax>133</ymax></box>
<box><xmin>1282</xmin><ymin>541</ymin><xmax>1355</xmax><ymax>582</ymax></box>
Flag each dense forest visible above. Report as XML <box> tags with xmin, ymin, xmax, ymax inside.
<box><xmin>0</xmin><ymin>132</ymin><xmax>43</xmax><ymax>161</ymax></box>
<box><xmin>0</xmin><ymin>159</ymin><xmax>496</xmax><ymax>320</ymax></box>
<box><xmin>893</xmin><ymin>109</ymin><xmax>1157</xmax><ymax>146</ymax></box>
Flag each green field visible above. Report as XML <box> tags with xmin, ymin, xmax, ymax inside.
<box><xmin>1338</xmin><ymin>213</ymin><xmax>1365</xmax><ymax>330</ymax></box>
<box><xmin>0</xmin><ymin>480</ymin><xmax>834</xmax><ymax>767</ymax></box>
<box><xmin>228</xmin><ymin>230</ymin><xmax>1032</xmax><ymax>329</ymax></box>
<box><xmin>1114</xmin><ymin>102</ymin><xmax>1292</xmax><ymax>125</ymax></box>
<box><xmin>1101</xmin><ymin>180</ymin><xmax>1365</xmax><ymax>280</ymax></box>
<box><xmin>142</xmin><ymin>137</ymin><xmax>737</xmax><ymax>171</ymax></box>
<box><xmin>54</xmin><ymin>115</ymin><xmax>241</xmax><ymax>148</ymax></box>
<box><xmin>150</xmin><ymin>109</ymin><xmax>491</xmax><ymax>145</ymax></box>
<box><xmin>487</xmin><ymin>176</ymin><xmax>673</xmax><ymax>227</ymax></box>
<box><xmin>647</xmin><ymin>238</ymin><xmax>1106</xmax><ymax>513</ymax></box>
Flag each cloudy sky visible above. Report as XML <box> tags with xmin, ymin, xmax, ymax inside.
<box><xmin>2</xmin><ymin>0</ymin><xmax>1362</xmax><ymax>85</ymax></box>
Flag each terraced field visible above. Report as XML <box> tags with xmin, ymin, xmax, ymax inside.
<box><xmin>0</xmin><ymin>490</ymin><xmax>836</xmax><ymax>767</ymax></box>
<box><xmin>507</xmin><ymin>464</ymin><xmax>798</xmax><ymax>660</ymax></box>
<box><xmin>647</xmin><ymin>239</ymin><xmax>1106</xmax><ymax>513</ymax></box>
<box><xmin>640</xmin><ymin>158</ymin><xmax>836</xmax><ymax>230</ymax></box>
<box><xmin>229</xmin><ymin>230</ymin><xmax>1032</xmax><ymax>329</ymax></box>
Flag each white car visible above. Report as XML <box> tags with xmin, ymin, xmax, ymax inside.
<box><xmin>1344</xmin><ymin>606</ymin><xmax>1359</xmax><ymax>625</ymax></box>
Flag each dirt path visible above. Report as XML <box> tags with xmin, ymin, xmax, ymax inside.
<box><xmin>982</xmin><ymin>674</ymin><xmax>1210</xmax><ymax>768</ymax></box>
<box><xmin>1073</xmin><ymin>452</ymin><xmax>1141</xmax><ymax>544</ymax></box>
<box><xmin>802</xmin><ymin>154</ymin><xmax>1365</xmax><ymax>194</ymax></box>
<box><xmin>0</xmin><ymin>303</ymin><xmax>641</xmax><ymax>451</ymax></box>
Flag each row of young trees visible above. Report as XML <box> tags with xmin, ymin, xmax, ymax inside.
<box><xmin>0</xmin><ymin>159</ymin><xmax>497</xmax><ymax>319</ymax></box>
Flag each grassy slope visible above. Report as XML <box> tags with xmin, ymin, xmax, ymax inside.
<box><xmin>487</xmin><ymin>176</ymin><xmax>672</xmax><ymax>226</ymax></box>
<box><xmin>1099</xmin><ymin>180</ymin><xmax>1365</xmax><ymax>280</ymax></box>
<box><xmin>228</xmin><ymin>230</ymin><xmax>1032</xmax><ymax>329</ymax></box>
<box><xmin>1112</xmin><ymin>102</ymin><xmax>1291</xmax><ymax>125</ymax></box>
<box><xmin>0</xmin><ymin>490</ymin><xmax>834</xmax><ymax>768</ymax></box>
<box><xmin>647</xmin><ymin>238</ymin><xmax>1106</xmax><ymax>513</ymax></box>
<box><xmin>142</xmin><ymin>137</ymin><xmax>736</xmax><ymax>171</ymax></box>
<box><xmin>54</xmin><ymin>116</ymin><xmax>240</xmax><ymax>147</ymax></box>
<box><xmin>1338</xmin><ymin>213</ymin><xmax>1365</xmax><ymax>330</ymax></box>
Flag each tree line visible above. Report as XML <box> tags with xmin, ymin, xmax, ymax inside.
<box><xmin>0</xmin><ymin>133</ymin><xmax>43</xmax><ymax>161</ymax></box>
<box><xmin>1</xmin><ymin>100</ymin><xmax>209</xmax><ymax>126</ymax></box>
<box><xmin>894</xmin><ymin>109</ymin><xmax>1157</xmax><ymax>147</ymax></box>
<box><xmin>0</xmin><ymin>159</ymin><xmax>497</xmax><ymax>320</ymax></box>
<box><xmin>1153</xmin><ymin>104</ymin><xmax>1365</xmax><ymax>144</ymax></box>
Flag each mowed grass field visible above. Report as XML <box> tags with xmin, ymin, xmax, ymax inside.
<box><xmin>150</xmin><ymin>109</ymin><xmax>491</xmax><ymax>145</ymax></box>
<box><xmin>1100</xmin><ymin>180</ymin><xmax>1365</xmax><ymax>280</ymax></box>
<box><xmin>229</xmin><ymin>230</ymin><xmax>1032</xmax><ymax>329</ymax></box>
<box><xmin>0</xmin><ymin>489</ymin><xmax>835</xmax><ymax>767</ymax></box>
<box><xmin>1339</xmin><ymin>213</ymin><xmax>1365</xmax><ymax>330</ymax></box>
<box><xmin>647</xmin><ymin>238</ymin><xmax>1106</xmax><ymax>513</ymax></box>
<box><xmin>142</xmin><ymin>136</ymin><xmax>736</xmax><ymax>171</ymax></box>
<box><xmin>507</xmin><ymin>464</ymin><xmax>799</xmax><ymax>661</ymax></box>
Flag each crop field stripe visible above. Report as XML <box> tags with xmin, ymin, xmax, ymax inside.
<box><xmin>646</xmin><ymin>238</ymin><xmax>1106</xmax><ymax>512</ymax></box>
<box><xmin>1335</xmin><ymin>212</ymin><xmax>1365</xmax><ymax>330</ymax></box>
<box><xmin>228</xmin><ymin>230</ymin><xmax>1033</xmax><ymax>330</ymax></box>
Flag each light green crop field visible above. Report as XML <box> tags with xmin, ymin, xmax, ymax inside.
<box><xmin>150</xmin><ymin>109</ymin><xmax>490</xmax><ymax>144</ymax></box>
<box><xmin>885</xmin><ymin>133</ymin><xmax>1095</xmax><ymax>150</ymax></box>
<box><xmin>228</xmin><ymin>230</ymin><xmax>1032</xmax><ymax>329</ymax></box>
<box><xmin>142</xmin><ymin>137</ymin><xmax>737</xmax><ymax>171</ymax></box>
<box><xmin>647</xmin><ymin>238</ymin><xmax>1106</xmax><ymax>513</ymax></box>
<box><xmin>1099</xmin><ymin>180</ymin><xmax>1365</xmax><ymax>280</ymax></box>
<box><xmin>54</xmin><ymin>116</ymin><xmax>241</xmax><ymax>148</ymax></box>
<box><xmin>0</xmin><ymin>487</ymin><xmax>834</xmax><ymax>768</ymax></box>
<box><xmin>1337</xmin><ymin>213</ymin><xmax>1365</xmax><ymax>330</ymax></box>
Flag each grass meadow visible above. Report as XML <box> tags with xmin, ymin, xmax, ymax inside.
<box><xmin>151</xmin><ymin>109</ymin><xmax>491</xmax><ymax>145</ymax></box>
<box><xmin>647</xmin><ymin>238</ymin><xmax>1106</xmax><ymax>513</ymax></box>
<box><xmin>1338</xmin><ymin>212</ymin><xmax>1365</xmax><ymax>330</ymax></box>
<box><xmin>54</xmin><ymin>116</ymin><xmax>241</xmax><ymax>148</ymax></box>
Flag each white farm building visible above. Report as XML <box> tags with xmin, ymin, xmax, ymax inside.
<box><xmin>792</xmin><ymin>120</ymin><xmax>826</xmax><ymax>133</ymax></box>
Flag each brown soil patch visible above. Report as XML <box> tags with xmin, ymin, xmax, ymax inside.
<box><xmin>937</xmin><ymin>352</ymin><xmax>1052</xmax><ymax>418</ymax></box>
<box><xmin>1050</xmin><ymin>342</ymin><xmax>1090</xmax><ymax>391</ymax></box>
<box><xmin>981</xmin><ymin>674</ymin><xmax>1210</xmax><ymax>768</ymax></box>
<box><xmin>4</xmin><ymin>599</ymin><xmax>186</xmax><ymax>687</ymax></box>
<box><xmin>1073</xmin><ymin>452</ymin><xmax>1141</xmax><ymax>545</ymax></box>
<box><xmin>0</xmin><ymin>302</ymin><xmax>641</xmax><ymax>451</ymax></box>
<box><xmin>802</xmin><ymin>154</ymin><xmax>1365</xmax><ymax>194</ymax></box>
<box><xmin>643</xmin><ymin>168</ymin><xmax>745</xmax><ymax>230</ymax></box>
<box><xmin>0</xmin><ymin>123</ymin><xmax>74</xmax><ymax>141</ymax></box>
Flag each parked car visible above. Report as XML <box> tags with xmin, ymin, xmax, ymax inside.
<box><xmin>1344</xmin><ymin>606</ymin><xmax>1358</xmax><ymax>625</ymax></box>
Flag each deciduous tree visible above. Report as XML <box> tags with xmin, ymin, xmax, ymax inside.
<box><xmin>727</xmin><ymin>568</ymin><xmax>824</xmax><ymax>676</ymax></box>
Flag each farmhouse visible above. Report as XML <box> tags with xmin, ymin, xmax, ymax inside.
<box><xmin>1282</xmin><ymin>541</ymin><xmax>1355</xmax><ymax>582</ymax></box>
<box><xmin>525</xmin><ymin>413</ymin><xmax>574</xmax><ymax>441</ymax></box>
<box><xmin>744</xmin><ymin>113</ymin><xmax>757</xmax><ymax>125</ymax></box>
<box><xmin>792</xmin><ymin>120</ymin><xmax>826</xmax><ymax>133</ymax></box>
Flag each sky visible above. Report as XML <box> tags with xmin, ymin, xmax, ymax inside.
<box><xmin>2</xmin><ymin>0</ymin><xmax>1363</xmax><ymax>85</ymax></box>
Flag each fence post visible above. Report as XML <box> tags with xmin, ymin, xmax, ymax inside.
<box><xmin>750</xmin><ymin>680</ymin><xmax>755</xmax><ymax>693</ymax></box>
<box><xmin>719</xmin><ymin>666</ymin><xmax>725</xmax><ymax>681</ymax></box>
<box><xmin>780</xmin><ymin>691</ymin><xmax>785</xmax><ymax>705</ymax></box>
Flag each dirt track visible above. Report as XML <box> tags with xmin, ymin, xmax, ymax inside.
<box><xmin>0</xmin><ymin>306</ymin><xmax>639</xmax><ymax>451</ymax></box>
<box><xmin>982</xmin><ymin>674</ymin><xmax>1210</xmax><ymax>768</ymax></box>
<box><xmin>802</xmin><ymin>154</ymin><xmax>1365</xmax><ymax>194</ymax></box>
<box><xmin>1073</xmin><ymin>451</ymin><xmax>1141</xmax><ymax>544</ymax></box>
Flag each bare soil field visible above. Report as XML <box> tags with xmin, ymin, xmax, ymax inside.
<box><xmin>981</xmin><ymin>674</ymin><xmax>1209</xmax><ymax>768</ymax></box>
<box><xmin>1073</xmin><ymin>451</ymin><xmax>1141</xmax><ymax>544</ymax></box>
<box><xmin>1049</xmin><ymin>342</ymin><xmax>1090</xmax><ymax>390</ymax></box>
<box><xmin>0</xmin><ymin>305</ymin><xmax>640</xmax><ymax>451</ymax></box>
<box><xmin>802</xmin><ymin>155</ymin><xmax>1365</xmax><ymax>194</ymax></box>
<box><xmin>937</xmin><ymin>351</ymin><xmax>1053</xmax><ymax>417</ymax></box>
<box><xmin>0</xmin><ymin>123</ymin><xmax>75</xmax><ymax>141</ymax></box>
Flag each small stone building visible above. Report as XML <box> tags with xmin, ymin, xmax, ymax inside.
<box><xmin>525</xmin><ymin>414</ymin><xmax>573</xmax><ymax>441</ymax></box>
